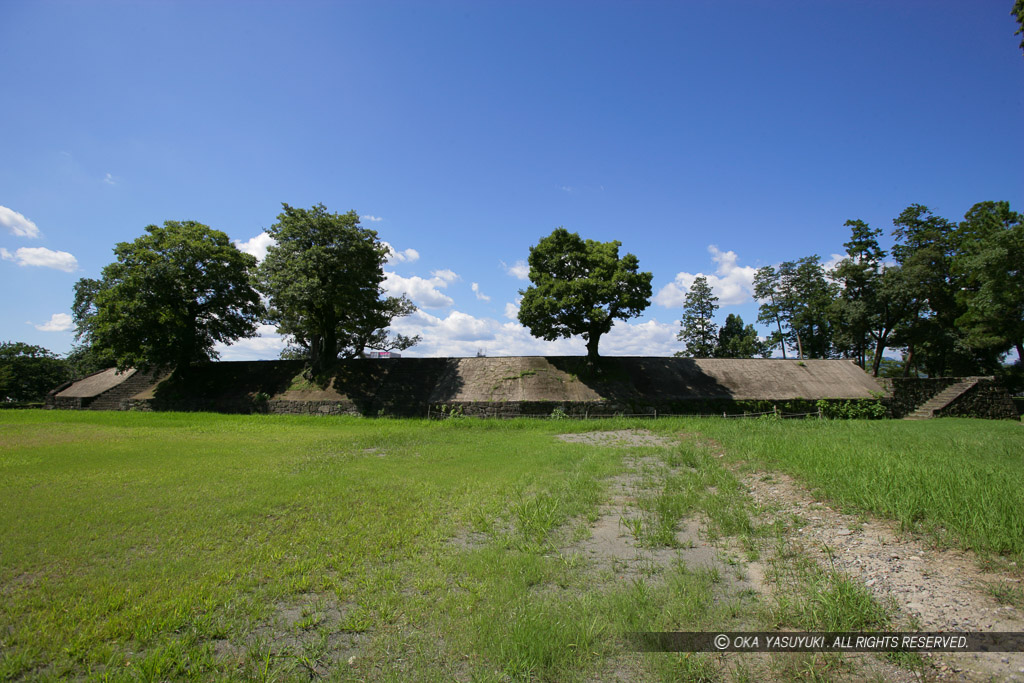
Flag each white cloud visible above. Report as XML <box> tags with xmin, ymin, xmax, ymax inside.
<box><xmin>654</xmin><ymin>245</ymin><xmax>756</xmax><ymax>308</ymax></box>
<box><xmin>234</xmin><ymin>232</ymin><xmax>276</xmax><ymax>262</ymax></box>
<box><xmin>0</xmin><ymin>206</ymin><xmax>41</xmax><ymax>238</ymax></box>
<box><xmin>388</xmin><ymin>307</ymin><xmax>679</xmax><ymax>358</ymax></box>
<box><xmin>431</xmin><ymin>268</ymin><xmax>458</xmax><ymax>282</ymax></box>
<box><xmin>471</xmin><ymin>282</ymin><xmax>490</xmax><ymax>302</ymax></box>
<box><xmin>1</xmin><ymin>246</ymin><xmax>78</xmax><ymax>272</ymax></box>
<box><xmin>103</xmin><ymin>173</ymin><xmax>116</xmax><ymax>186</ymax></box>
<box><xmin>502</xmin><ymin>259</ymin><xmax>529</xmax><ymax>280</ymax></box>
<box><xmin>383</xmin><ymin>271</ymin><xmax>455</xmax><ymax>308</ymax></box>
<box><xmin>822</xmin><ymin>253</ymin><xmax>845</xmax><ymax>272</ymax></box>
<box><xmin>214</xmin><ymin>324</ymin><xmax>290</xmax><ymax>361</ymax></box>
<box><xmin>32</xmin><ymin>313</ymin><xmax>74</xmax><ymax>332</ymax></box>
<box><xmin>504</xmin><ymin>299</ymin><xmax>520</xmax><ymax>320</ymax></box>
<box><xmin>361</xmin><ymin>215</ymin><xmax>383</xmax><ymax>222</ymax></box>
<box><xmin>382</xmin><ymin>241</ymin><xmax>420</xmax><ymax>264</ymax></box>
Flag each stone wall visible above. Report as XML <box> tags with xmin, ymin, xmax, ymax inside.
<box><xmin>938</xmin><ymin>379</ymin><xmax>1019</xmax><ymax>420</ymax></box>
<box><xmin>877</xmin><ymin>377</ymin><xmax>960</xmax><ymax>419</ymax></box>
<box><xmin>879</xmin><ymin>376</ymin><xmax>1019</xmax><ymax>420</ymax></box>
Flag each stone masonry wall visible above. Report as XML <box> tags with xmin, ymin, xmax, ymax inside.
<box><xmin>878</xmin><ymin>377</ymin><xmax>960</xmax><ymax>419</ymax></box>
<box><xmin>937</xmin><ymin>379</ymin><xmax>1019</xmax><ymax>420</ymax></box>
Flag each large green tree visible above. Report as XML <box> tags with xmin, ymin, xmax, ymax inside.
<box><xmin>0</xmin><ymin>342</ymin><xmax>71</xmax><ymax>403</ymax></box>
<box><xmin>829</xmin><ymin>219</ymin><xmax>886</xmax><ymax>369</ymax></box>
<box><xmin>255</xmin><ymin>203</ymin><xmax>418</xmax><ymax>374</ymax></box>
<box><xmin>716</xmin><ymin>314</ymin><xmax>770</xmax><ymax>358</ymax></box>
<box><xmin>754</xmin><ymin>257</ymin><xmax>836</xmax><ymax>359</ymax></box>
<box><xmin>953</xmin><ymin>201</ymin><xmax>1024</xmax><ymax>362</ymax></box>
<box><xmin>889</xmin><ymin>204</ymin><xmax>985</xmax><ymax>376</ymax></box>
<box><xmin>73</xmin><ymin>221</ymin><xmax>263</xmax><ymax>372</ymax></box>
<box><xmin>517</xmin><ymin>228</ymin><xmax>652</xmax><ymax>364</ymax></box>
<box><xmin>675</xmin><ymin>275</ymin><xmax>719</xmax><ymax>357</ymax></box>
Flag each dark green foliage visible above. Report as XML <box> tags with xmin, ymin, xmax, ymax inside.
<box><xmin>815</xmin><ymin>398</ymin><xmax>887</xmax><ymax>420</ymax></box>
<box><xmin>715</xmin><ymin>314</ymin><xmax>769</xmax><ymax>358</ymax></box>
<box><xmin>73</xmin><ymin>221</ymin><xmax>263</xmax><ymax>372</ymax></box>
<box><xmin>517</xmin><ymin>228</ymin><xmax>653</xmax><ymax>362</ymax></box>
<box><xmin>64</xmin><ymin>343</ymin><xmax>117</xmax><ymax>378</ymax></box>
<box><xmin>255</xmin><ymin>203</ymin><xmax>419</xmax><ymax>374</ymax></box>
<box><xmin>754</xmin><ymin>257</ymin><xmax>837</xmax><ymax>359</ymax></box>
<box><xmin>0</xmin><ymin>342</ymin><xmax>70</xmax><ymax>402</ymax></box>
<box><xmin>1014</xmin><ymin>0</ymin><xmax>1024</xmax><ymax>52</ymax></box>
<box><xmin>675</xmin><ymin>276</ymin><xmax>719</xmax><ymax>358</ymax></box>
<box><xmin>952</xmin><ymin>201</ymin><xmax>1024</xmax><ymax>364</ymax></box>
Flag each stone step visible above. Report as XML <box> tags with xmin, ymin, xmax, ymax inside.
<box><xmin>902</xmin><ymin>379</ymin><xmax>979</xmax><ymax>420</ymax></box>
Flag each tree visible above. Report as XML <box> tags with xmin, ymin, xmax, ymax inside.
<box><xmin>716</xmin><ymin>314</ymin><xmax>770</xmax><ymax>358</ymax></box>
<box><xmin>829</xmin><ymin>219</ymin><xmax>886</xmax><ymax>369</ymax></box>
<box><xmin>890</xmin><ymin>204</ymin><xmax>980</xmax><ymax>376</ymax></box>
<box><xmin>0</xmin><ymin>342</ymin><xmax>70</xmax><ymax>402</ymax></box>
<box><xmin>517</xmin><ymin>227</ymin><xmax>653</xmax><ymax>364</ymax></box>
<box><xmin>73</xmin><ymin>221</ymin><xmax>263</xmax><ymax>372</ymax></box>
<box><xmin>754</xmin><ymin>257</ymin><xmax>837</xmax><ymax>359</ymax></box>
<box><xmin>953</xmin><ymin>201</ymin><xmax>1024</xmax><ymax>362</ymax></box>
<box><xmin>753</xmin><ymin>265</ymin><xmax>788</xmax><ymax>359</ymax></box>
<box><xmin>675</xmin><ymin>276</ymin><xmax>719</xmax><ymax>357</ymax></box>
<box><xmin>1014</xmin><ymin>0</ymin><xmax>1024</xmax><ymax>53</ymax></box>
<box><xmin>255</xmin><ymin>203</ymin><xmax>419</xmax><ymax>374</ymax></box>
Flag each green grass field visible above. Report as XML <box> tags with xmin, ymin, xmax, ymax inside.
<box><xmin>0</xmin><ymin>411</ymin><xmax>1020</xmax><ymax>681</ymax></box>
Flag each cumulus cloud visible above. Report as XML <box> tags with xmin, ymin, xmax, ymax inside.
<box><xmin>471</xmin><ymin>282</ymin><xmax>490</xmax><ymax>302</ymax></box>
<box><xmin>2</xmin><ymin>246</ymin><xmax>78</xmax><ymax>272</ymax></box>
<box><xmin>502</xmin><ymin>259</ymin><xmax>529</xmax><ymax>280</ymax></box>
<box><xmin>432</xmin><ymin>269</ymin><xmax>458</xmax><ymax>282</ymax></box>
<box><xmin>0</xmin><ymin>206</ymin><xmax>41</xmax><ymax>238</ymax></box>
<box><xmin>103</xmin><ymin>173</ymin><xmax>116</xmax><ymax>186</ymax></box>
<box><xmin>213</xmin><ymin>324</ymin><xmax>290</xmax><ymax>361</ymax></box>
<box><xmin>32</xmin><ymin>313</ymin><xmax>74</xmax><ymax>332</ymax></box>
<box><xmin>388</xmin><ymin>307</ymin><xmax>679</xmax><ymax>358</ymax></box>
<box><xmin>361</xmin><ymin>215</ymin><xmax>383</xmax><ymax>222</ymax></box>
<box><xmin>504</xmin><ymin>299</ymin><xmax>520</xmax><ymax>320</ymax></box>
<box><xmin>382</xmin><ymin>241</ymin><xmax>420</xmax><ymax>264</ymax></box>
<box><xmin>383</xmin><ymin>271</ymin><xmax>455</xmax><ymax>308</ymax></box>
<box><xmin>654</xmin><ymin>245</ymin><xmax>756</xmax><ymax>308</ymax></box>
<box><xmin>234</xmin><ymin>232</ymin><xmax>276</xmax><ymax>262</ymax></box>
<box><xmin>822</xmin><ymin>253</ymin><xmax>845</xmax><ymax>272</ymax></box>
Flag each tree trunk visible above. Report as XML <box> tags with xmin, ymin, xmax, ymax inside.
<box><xmin>871</xmin><ymin>331</ymin><xmax>889</xmax><ymax>377</ymax></box>
<box><xmin>1016</xmin><ymin>342</ymin><xmax>1024</xmax><ymax>366</ymax></box>
<box><xmin>585</xmin><ymin>334</ymin><xmax>601</xmax><ymax>367</ymax></box>
<box><xmin>902</xmin><ymin>346</ymin><xmax>914</xmax><ymax>377</ymax></box>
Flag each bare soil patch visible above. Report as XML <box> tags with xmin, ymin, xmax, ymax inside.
<box><xmin>743</xmin><ymin>468</ymin><xmax>1024</xmax><ymax>682</ymax></box>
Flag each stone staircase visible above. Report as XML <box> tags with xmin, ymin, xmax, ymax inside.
<box><xmin>86</xmin><ymin>370</ymin><xmax>162</xmax><ymax>410</ymax></box>
<box><xmin>903</xmin><ymin>378</ymin><xmax>979</xmax><ymax>420</ymax></box>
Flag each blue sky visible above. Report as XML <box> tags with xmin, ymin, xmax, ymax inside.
<box><xmin>2</xmin><ymin>1</ymin><xmax>1022</xmax><ymax>359</ymax></box>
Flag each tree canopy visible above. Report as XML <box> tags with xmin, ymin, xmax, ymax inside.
<box><xmin>675</xmin><ymin>275</ymin><xmax>719</xmax><ymax>358</ymax></box>
<box><xmin>517</xmin><ymin>228</ymin><xmax>652</xmax><ymax>363</ymax></box>
<box><xmin>72</xmin><ymin>221</ymin><xmax>263</xmax><ymax>372</ymax></box>
<box><xmin>0</xmin><ymin>342</ymin><xmax>71</xmax><ymax>403</ymax></box>
<box><xmin>716</xmin><ymin>314</ymin><xmax>770</xmax><ymax>359</ymax></box>
<box><xmin>255</xmin><ymin>203</ymin><xmax>418</xmax><ymax>374</ymax></box>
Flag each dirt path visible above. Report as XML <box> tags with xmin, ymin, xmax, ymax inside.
<box><xmin>743</xmin><ymin>467</ymin><xmax>1024</xmax><ymax>682</ymax></box>
<box><xmin>561</xmin><ymin>429</ymin><xmax>1024</xmax><ymax>682</ymax></box>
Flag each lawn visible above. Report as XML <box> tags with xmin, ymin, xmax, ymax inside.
<box><xmin>0</xmin><ymin>411</ymin><xmax>1020</xmax><ymax>681</ymax></box>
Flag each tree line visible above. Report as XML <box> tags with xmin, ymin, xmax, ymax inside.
<box><xmin>676</xmin><ymin>202</ymin><xmax>1023</xmax><ymax>382</ymax></box>
<box><xmin>2</xmin><ymin>199</ymin><xmax>1021</xmax><ymax>403</ymax></box>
